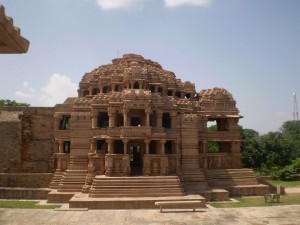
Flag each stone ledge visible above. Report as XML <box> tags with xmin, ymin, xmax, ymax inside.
<box><xmin>0</xmin><ymin>187</ymin><xmax>51</xmax><ymax>199</ymax></box>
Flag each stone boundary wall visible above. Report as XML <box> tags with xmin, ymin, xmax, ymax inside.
<box><xmin>0</xmin><ymin>173</ymin><xmax>53</xmax><ymax>188</ymax></box>
<box><xmin>0</xmin><ymin>107</ymin><xmax>54</xmax><ymax>173</ymax></box>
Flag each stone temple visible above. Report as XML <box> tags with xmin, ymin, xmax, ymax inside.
<box><xmin>0</xmin><ymin>54</ymin><xmax>269</xmax><ymax>208</ymax></box>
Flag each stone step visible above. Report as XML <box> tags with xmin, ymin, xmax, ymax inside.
<box><xmin>89</xmin><ymin>175</ymin><xmax>184</xmax><ymax>198</ymax></box>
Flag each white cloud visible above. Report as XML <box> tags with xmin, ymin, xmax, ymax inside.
<box><xmin>96</xmin><ymin>0</ymin><xmax>143</xmax><ymax>10</ymax></box>
<box><xmin>164</xmin><ymin>0</ymin><xmax>213</xmax><ymax>7</ymax></box>
<box><xmin>39</xmin><ymin>74</ymin><xmax>77</xmax><ymax>106</ymax></box>
<box><xmin>14</xmin><ymin>74</ymin><xmax>77</xmax><ymax>107</ymax></box>
<box><xmin>15</xmin><ymin>91</ymin><xmax>33</xmax><ymax>98</ymax></box>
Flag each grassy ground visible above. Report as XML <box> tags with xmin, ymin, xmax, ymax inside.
<box><xmin>0</xmin><ymin>200</ymin><xmax>61</xmax><ymax>209</ymax></box>
<box><xmin>266</xmin><ymin>180</ymin><xmax>300</xmax><ymax>188</ymax></box>
<box><xmin>209</xmin><ymin>193</ymin><xmax>300</xmax><ymax>208</ymax></box>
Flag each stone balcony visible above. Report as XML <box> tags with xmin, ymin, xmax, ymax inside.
<box><xmin>201</xmin><ymin>131</ymin><xmax>240</xmax><ymax>141</ymax></box>
<box><xmin>121</xmin><ymin>126</ymin><xmax>151</xmax><ymax>137</ymax></box>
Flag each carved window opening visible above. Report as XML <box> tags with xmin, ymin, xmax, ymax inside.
<box><xmin>116</xmin><ymin>114</ymin><xmax>124</xmax><ymax>127</ymax></box>
<box><xmin>63</xmin><ymin>141</ymin><xmax>71</xmax><ymax>154</ymax></box>
<box><xmin>185</xmin><ymin>93</ymin><xmax>191</xmax><ymax>99</ymax></box>
<box><xmin>92</xmin><ymin>88</ymin><xmax>99</xmax><ymax>95</ymax></box>
<box><xmin>60</xmin><ymin>115</ymin><xmax>70</xmax><ymax>130</ymax></box>
<box><xmin>218</xmin><ymin>142</ymin><xmax>231</xmax><ymax>153</ymax></box>
<box><xmin>97</xmin><ymin>112</ymin><xmax>109</xmax><ymax>128</ymax></box>
<box><xmin>114</xmin><ymin>140</ymin><xmax>124</xmax><ymax>154</ymax></box>
<box><xmin>133</xmin><ymin>82</ymin><xmax>139</xmax><ymax>89</ymax></box>
<box><xmin>208</xmin><ymin>141</ymin><xmax>219</xmax><ymax>153</ymax></box>
<box><xmin>158</xmin><ymin>87</ymin><xmax>163</xmax><ymax>94</ymax></box>
<box><xmin>149</xmin><ymin>141</ymin><xmax>156</xmax><ymax>154</ymax></box>
<box><xmin>167</xmin><ymin>90</ymin><xmax>173</xmax><ymax>96</ymax></box>
<box><xmin>150</xmin><ymin>86</ymin><xmax>155</xmax><ymax>92</ymax></box>
<box><xmin>83</xmin><ymin>90</ymin><xmax>89</xmax><ymax>97</ymax></box>
<box><xmin>165</xmin><ymin>141</ymin><xmax>173</xmax><ymax>154</ymax></box>
<box><xmin>175</xmin><ymin>91</ymin><xmax>181</xmax><ymax>98</ymax></box>
<box><xmin>115</xmin><ymin>84</ymin><xmax>122</xmax><ymax>92</ymax></box>
<box><xmin>131</xmin><ymin>117</ymin><xmax>141</xmax><ymax>126</ymax></box>
<box><xmin>103</xmin><ymin>86</ymin><xmax>110</xmax><ymax>93</ymax></box>
<box><xmin>207</xmin><ymin>120</ymin><xmax>217</xmax><ymax>132</ymax></box>
<box><xmin>207</xmin><ymin>119</ymin><xmax>228</xmax><ymax>131</ymax></box>
<box><xmin>162</xmin><ymin>112</ymin><xmax>171</xmax><ymax>128</ymax></box>
<box><xmin>97</xmin><ymin>140</ymin><xmax>107</xmax><ymax>154</ymax></box>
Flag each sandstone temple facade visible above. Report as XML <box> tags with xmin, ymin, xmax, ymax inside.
<box><xmin>0</xmin><ymin>54</ymin><xmax>269</xmax><ymax>208</ymax></box>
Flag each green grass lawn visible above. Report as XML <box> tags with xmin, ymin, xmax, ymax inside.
<box><xmin>0</xmin><ymin>200</ymin><xmax>61</xmax><ymax>209</ymax></box>
<box><xmin>266</xmin><ymin>180</ymin><xmax>300</xmax><ymax>188</ymax></box>
<box><xmin>209</xmin><ymin>193</ymin><xmax>300</xmax><ymax>208</ymax></box>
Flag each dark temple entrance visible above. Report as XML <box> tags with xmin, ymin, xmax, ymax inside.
<box><xmin>130</xmin><ymin>145</ymin><xmax>142</xmax><ymax>175</ymax></box>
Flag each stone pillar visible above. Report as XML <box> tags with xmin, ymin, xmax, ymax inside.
<box><xmin>123</xmin><ymin>138</ymin><xmax>128</xmax><ymax>154</ymax></box>
<box><xmin>157</xmin><ymin>111</ymin><xmax>163</xmax><ymax>128</ymax></box>
<box><xmin>160</xmin><ymin>139</ymin><xmax>166</xmax><ymax>154</ymax></box>
<box><xmin>107</xmin><ymin>139</ymin><xmax>114</xmax><ymax>154</ymax></box>
<box><xmin>145</xmin><ymin>109</ymin><xmax>150</xmax><ymax>127</ymax></box>
<box><xmin>123</xmin><ymin>109</ymin><xmax>128</xmax><ymax>126</ymax></box>
<box><xmin>139</xmin><ymin>82</ymin><xmax>142</xmax><ymax>89</ymax></box>
<box><xmin>91</xmin><ymin>138</ymin><xmax>97</xmax><ymax>154</ymax></box>
<box><xmin>145</xmin><ymin>140</ymin><xmax>150</xmax><ymax>154</ymax></box>
<box><xmin>91</xmin><ymin>111</ymin><xmax>98</xmax><ymax>128</ymax></box>
<box><xmin>108</xmin><ymin>113</ymin><xmax>115</xmax><ymax>128</ymax></box>
<box><xmin>202</xmin><ymin>140</ymin><xmax>208</xmax><ymax>169</ymax></box>
<box><xmin>58</xmin><ymin>140</ymin><xmax>64</xmax><ymax>153</ymax></box>
<box><xmin>89</xmin><ymin>87</ymin><xmax>93</xmax><ymax>95</ymax></box>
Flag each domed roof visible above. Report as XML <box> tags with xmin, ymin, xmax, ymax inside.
<box><xmin>199</xmin><ymin>87</ymin><xmax>235</xmax><ymax>102</ymax></box>
<box><xmin>80</xmin><ymin>54</ymin><xmax>193</xmax><ymax>89</ymax></box>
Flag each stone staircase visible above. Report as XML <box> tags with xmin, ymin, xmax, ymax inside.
<box><xmin>57</xmin><ymin>170</ymin><xmax>87</xmax><ymax>192</ymax></box>
<box><xmin>89</xmin><ymin>176</ymin><xmax>184</xmax><ymax>198</ymax></box>
<box><xmin>205</xmin><ymin>169</ymin><xmax>270</xmax><ymax>196</ymax></box>
<box><xmin>181</xmin><ymin>155</ymin><xmax>208</xmax><ymax>194</ymax></box>
<box><xmin>49</xmin><ymin>171</ymin><xmax>64</xmax><ymax>189</ymax></box>
<box><xmin>205</xmin><ymin>169</ymin><xmax>260</xmax><ymax>187</ymax></box>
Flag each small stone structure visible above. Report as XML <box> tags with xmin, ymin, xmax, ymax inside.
<box><xmin>0</xmin><ymin>54</ymin><xmax>269</xmax><ymax>206</ymax></box>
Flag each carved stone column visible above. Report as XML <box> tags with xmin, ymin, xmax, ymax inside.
<box><xmin>123</xmin><ymin>108</ymin><xmax>128</xmax><ymax>126</ymax></box>
<box><xmin>107</xmin><ymin>139</ymin><xmax>114</xmax><ymax>154</ymax></box>
<box><xmin>160</xmin><ymin>139</ymin><xmax>166</xmax><ymax>154</ymax></box>
<box><xmin>123</xmin><ymin>138</ymin><xmax>128</xmax><ymax>154</ymax></box>
<box><xmin>91</xmin><ymin>138</ymin><xmax>97</xmax><ymax>154</ymax></box>
<box><xmin>202</xmin><ymin>140</ymin><xmax>208</xmax><ymax>169</ymax></box>
<box><xmin>58</xmin><ymin>140</ymin><xmax>64</xmax><ymax>153</ymax></box>
<box><xmin>145</xmin><ymin>139</ymin><xmax>150</xmax><ymax>154</ymax></box>
<box><xmin>91</xmin><ymin>111</ymin><xmax>98</xmax><ymax>128</ymax></box>
<box><xmin>157</xmin><ymin>111</ymin><xmax>163</xmax><ymax>128</ymax></box>
<box><xmin>145</xmin><ymin>111</ymin><xmax>150</xmax><ymax>127</ymax></box>
<box><xmin>82</xmin><ymin>152</ymin><xmax>96</xmax><ymax>193</ymax></box>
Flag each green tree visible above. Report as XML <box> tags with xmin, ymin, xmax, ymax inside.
<box><xmin>0</xmin><ymin>99</ymin><xmax>30</xmax><ymax>107</ymax></box>
<box><xmin>240</xmin><ymin>127</ymin><xmax>264</xmax><ymax>169</ymax></box>
<box><xmin>280</xmin><ymin>120</ymin><xmax>300</xmax><ymax>158</ymax></box>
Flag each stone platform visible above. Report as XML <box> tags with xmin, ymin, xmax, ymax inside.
<box><xmin>69</xmin><ymin>193</ymin><xmax>206</xmax><ymax>209</ymax></box>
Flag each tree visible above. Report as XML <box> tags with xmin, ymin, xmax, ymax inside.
<box><xmin>0</xmin><ymin>99</ymin><xmax>30</xmax><ymax>107</ymax></box>
<box><xmin>280</xmin><ymin>120</ymin><xmax>300</xmax><ymax>158</ymax></box>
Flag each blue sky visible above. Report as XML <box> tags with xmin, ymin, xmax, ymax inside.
<box><xmin>0</xmin><ymin>0</ymin><xmax>299</xmax><ymax>134</ymax></box>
